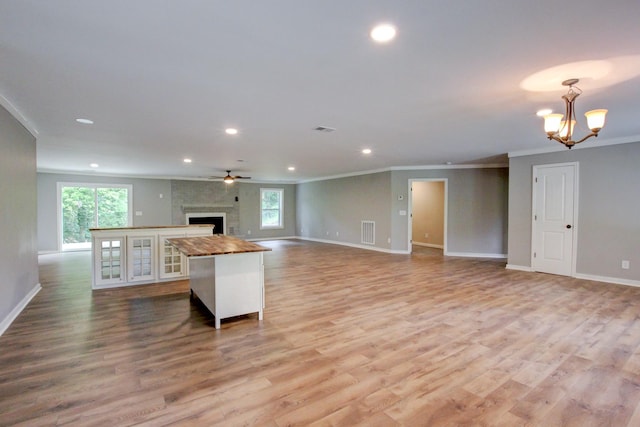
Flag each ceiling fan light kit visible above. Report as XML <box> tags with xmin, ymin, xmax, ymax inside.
<box><xmin>542</xmin><ymin>78</ymin><xmax>608</xmax><ymax>149</ymax></box>
<box><xmin>210</xmin><ymin>170</ymin><xmax>251</xmax><ymax>184</ymax></box>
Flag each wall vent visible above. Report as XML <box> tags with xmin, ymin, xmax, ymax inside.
<box><xmin>314</xmin><ymin>126</ymin><xmax>336</xmax><ymax>132</ymax></box>
<box><xmin>361</xmin><ymin>220</ymin><xmax>375</xmax><ymax>245</ymax></box>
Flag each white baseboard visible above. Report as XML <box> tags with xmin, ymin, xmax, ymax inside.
<box><xmin>445</xmin><ymin>251</ymin><xmax>507</xmax><ymax>259</ymax></box>
<box><xmin>505</xmin><ymin>265</ymin><xmax>640</xmax><ymax>287</ymax></box>
<box><xmin>0</xmin><ymin>283</ymin><xmax>41</xmax><ymax>336</ymax></box>
<box><xmin>506</xmin><ymin>264</ymin><xmax>534</xmax><ymax>272</ymax></box>
<box><xmin>292</xmin><ymin>237</ymin><xmax>507</xmax><ymax>257</ymax></box>
<box><xmin>412</xmin><ymin>242</ymin><xmax>444</xmax><ymax>249</ymax></box>
<box><xmin>574</xmin><ymin>273</ymin><xmax>640</xmax><ymax>288</ymax></box>
<box><xmin>296</xmin><ymin>236</ymin><xmax>408</xmax><ymax>254</ymax></box>
<box><xmin>245</xmin><ymin>235</ymin><xmax>298</xmax><ymax>242</ymax></box>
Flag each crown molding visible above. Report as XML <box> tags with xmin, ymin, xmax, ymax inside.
<box><xmin>508</xmin><ymin>135</ymin><xmax>640</xmax><ymax>158</ymax></box>
<box><xmin>0</xmin><ymin>93</ymin><xmax>39</xmax><ymax>138</ymax></box>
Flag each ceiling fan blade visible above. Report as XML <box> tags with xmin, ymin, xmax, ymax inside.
<box><xmin>206</xmin><ymin>170</ymin><xmax>251</xmax><ymax>180</ymax></box>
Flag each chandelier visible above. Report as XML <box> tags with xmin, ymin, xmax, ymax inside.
<box><xmin>542</xmin><ymin>78</ymin><xmax>607</xmax><ymax>149</ymax></box>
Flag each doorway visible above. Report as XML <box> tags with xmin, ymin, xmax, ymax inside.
<box><xmin>531</xmin><ymin>162</ymin><xmax>578</xmax><ymax>276</ymax></box>
<box><xmin>408</xmin><ymin>179</ymin><xmax>447</xmax><ymax>254</ymax></box>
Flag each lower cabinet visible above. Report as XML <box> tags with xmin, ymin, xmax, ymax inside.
<box><xmin>91</xmin><ymin>226</ymin><xmax>213</xmax><ymax>289</ymax></box>
<box><xmin>127</xmin><ymin>235</ymin><xmax>156</xmax><ymax>283</ymax></box>
<box><xmin>94</xmin><ymin>237</ymin><xmax>125</xmax><ymax>287</ymax></box>
<box><xmin>158</xmin><ymin>233</ymin><xmax>187</xmax><ymax>280</ymax></box>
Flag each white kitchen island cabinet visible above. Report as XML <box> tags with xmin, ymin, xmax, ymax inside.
<box><xmin>167</xmin><ymin>235</ymin><xmax>271</xmax><ymax>329</ymax></box>
<box><xmin>90</xmin><ymin>225</ymin><xmax>213</xmax><ymax>289</ymax></box>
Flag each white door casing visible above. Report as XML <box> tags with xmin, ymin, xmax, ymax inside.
<box><xmin>531</xmin><ymin>163</ymin><xmax>578</xmax><ymax>276</ymax></box>
<box><xmin>408</xmin><ymin>178</ymin><xmax>448</xmax><ymax>254</ymax></box>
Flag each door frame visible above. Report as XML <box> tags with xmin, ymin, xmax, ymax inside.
<box><xmin>531</xmin><ymin>162</ymin><xmax>579</xmax><ymax>276</ymax></box>
<box><xmin>56</xmin><ymin>182</ymin><xmax>133</xmax><ymax>251</ymax></box>
<box><xmin>407</xmin><ymin>178</ymin><xmax>448</xmax><ymax>254</ymax></box>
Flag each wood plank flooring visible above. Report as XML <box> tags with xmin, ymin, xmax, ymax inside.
<box><xmin>2</xmin><ymin>239</ymin><xmax>640</xmax><ymax>425</ymax></box>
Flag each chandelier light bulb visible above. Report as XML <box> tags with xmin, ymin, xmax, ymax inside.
<box><xmin>585</xmin><ymin>109</ymin><xmax>608</xmax><ymax>132</ymax></box>
<box><xmin>543</xmin><ymin>114</ymin><xmax>563</xmax><ymax>135</ymax></box>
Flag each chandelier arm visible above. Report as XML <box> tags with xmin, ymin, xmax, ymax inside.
<box><xmin>573</xmin><ymin>132</ymin><xmax>598</xmax><ymax>145</ymax></box>
<box><xmin>547</xmin><ymin>135</ymin><xmax>571</xmax><ymax>145</ymax></box>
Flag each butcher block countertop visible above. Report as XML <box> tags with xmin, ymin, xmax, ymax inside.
<box><xmin>166</xmin><ymin>235</ymin><xmax>272</xmax><ymax>257</ymax></box>
<box><xmin>90</xmin><ymin>224</ymin><xmax>213</xmax><ymax>231</ymax></box>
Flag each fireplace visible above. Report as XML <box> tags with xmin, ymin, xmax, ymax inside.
<box><xmin>186</xmin><ymin>212</ymin><xmax>226</xmax><ymax>235</ymax></box>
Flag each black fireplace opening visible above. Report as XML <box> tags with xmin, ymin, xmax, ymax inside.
<box><xmin>187</xmin><ymin>216</ymin><xmax>223</xmax><ymax>234</ymax></box>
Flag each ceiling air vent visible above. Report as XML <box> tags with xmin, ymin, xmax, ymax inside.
<box><xmin>314</xmin><ymin>126</ymin><xmax>336</xmax><ymax>132</ymax></box>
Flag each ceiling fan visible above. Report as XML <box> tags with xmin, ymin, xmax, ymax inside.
<box><xmin>209</xmin><ymin>170</ymin><xmax>251</xmax><ymax>184</ymax></box>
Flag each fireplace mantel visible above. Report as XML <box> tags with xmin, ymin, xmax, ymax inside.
<box><xmin>182</xmin><ymin>204</ymin><xmax>234</xmax><ymax>212</ymax></box>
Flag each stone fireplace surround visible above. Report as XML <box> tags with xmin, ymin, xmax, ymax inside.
<box><xmin>171</xmin><ymin>180</ymin><xmax>240</xmax><ymax>236</ymax></box>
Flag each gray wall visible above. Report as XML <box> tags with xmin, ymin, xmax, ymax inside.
<box><xmin>37</xmin><ymin>173</ymin><xmax>173</xmax><ymax>252</ymax></box>
<box><xmin>297</xmin><ymin>172</ymin><xmax>393</xmax><ymax>249</ymax></box>
<box><xmin>170</xmin><ymin>180</ymin><xmax>296</xmax><ymax>239</ymax></box>
<box><xmin>392</xmin><ymin>168</ymin><xmax>509</xmax><ymax>254</ymax></box>
<box><xmin>508</xmin><ymin>142</ymin><xmax>640</xmax><ymax>281</ymax></box>
<box><xmin>0</xmin><ymin>104</ymin><xmax>39</xmax><ymax>331</ymax></box>
<box><xmin>239</xmin><ymin>182</ymin><xmax>297</xmax><ymax>239</ymax></box>
<box><xmin>297</xmin><ymin>168</ymin><xmax>507</xmax><ymax>254</ymax></box>
<box><xmin>38</xmin><ymin>176</ymin><xmax>297</xmax><ymax>251</ymax></box>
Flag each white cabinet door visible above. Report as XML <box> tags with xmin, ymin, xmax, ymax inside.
<box><xmin>127</xmin><ymin>236</ymin><xmax>156</xmax><ymax>282</ymax></box>
<box><xmin>158</xmin><ymin>233</ymin><xmax>187</xmax><ymax>279</ymax></box>
<box><xmin>94</xmin><ymin>237</ymin><xmax>125</xmax><ymax>287</ymax></box>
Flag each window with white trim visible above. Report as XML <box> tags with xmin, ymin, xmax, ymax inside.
<box><xmin>260</xmin><ymin>188</ymin><xmax>284</xmax><ymax>229</ymax></box>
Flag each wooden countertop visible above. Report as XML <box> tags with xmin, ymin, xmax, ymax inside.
<box><xmin>166</xmin><ymin>235</ymin><xmax>272</xmax><ymax>257</ymax></box>
<box><xmin>90</xmin><ymin>225</ymin><xmax>213</xmax><ymax>231</ymax></box>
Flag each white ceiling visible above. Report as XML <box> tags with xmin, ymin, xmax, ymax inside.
<box><xmin>1</xmin><ymin>1</ymin><xmax>640</xmax><ymax>182</ymax></box>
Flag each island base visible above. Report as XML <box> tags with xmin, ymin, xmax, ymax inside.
<box><xmin>189</xmin><ymin>252</ymin><xmax>265</xmax><ymax>329</ymax></box>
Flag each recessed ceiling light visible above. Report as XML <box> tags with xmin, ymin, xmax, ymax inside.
<box><xmin>76</xmin><ymin>118</ymin><xmax>94</xmax><ymax>125</ymax></box>
<box><xmin>225</xmin><ymin>128</ymin><xmax>238</xmax><ymax>135</ymax></box>
<box><xmin>288</xmin><ymin>166</ymin><xmax>296</xmax><ymax>171</ymax></box>
<box><xmin>183</xmin><ymin>158</ymin><xmax>192</xmax><ymax>163</ymax></box>
<box><xmin>370</xmin><ymin>24</ymin><xmax>396</xmax><ymax>43</ymax></box>
<box><xmin>536</xmin><ymin>109</ymin><xmax>553</xmax><ymax>117</ymax></box>
<box><xmin>90</xmin><ymin>163</ymin><xmax>99</xmax><ymax>168</ymax></box>
<box><xmin>362</xmin><ymin>148</ymin><xmax>372</xmax><ymax>154</ymax></box>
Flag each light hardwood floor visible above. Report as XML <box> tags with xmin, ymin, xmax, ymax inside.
<box><xmin>2</xmin><ymin>239</ymin><xmax>640</xmax><ymax>426</ymax></box>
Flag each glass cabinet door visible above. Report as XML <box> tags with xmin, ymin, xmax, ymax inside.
<box><xmin>158</xmin><ymin>234</ymin><xmax>186</xmax><ymax>279</ymax></box>
<box><xmin>127</xmin><ymin>236</ymin><xmax>156</xmax><ymax>282</ymax></box>
<box><xmin>95</xmin><ymin>237</ymin><xmax>125</xmax><ymax>285</ymax></box>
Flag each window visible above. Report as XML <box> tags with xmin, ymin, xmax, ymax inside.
<box><xmin>260</xmin><ymin>188</ymin><xmax>283</xmax><ymax>229</ymax></box>
<box><xmin>58</xmin><ymin>183</ymin><xmax>132</xmax><ymax>250</ymax></box>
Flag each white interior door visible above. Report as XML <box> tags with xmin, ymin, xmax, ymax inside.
<box><xmin>532</xmin><ymin>163</ymin><xmax>577</xmax><ymax>276</ymax></box>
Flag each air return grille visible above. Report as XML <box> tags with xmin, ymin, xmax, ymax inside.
<box><xmin>361</xmin><ymin>220</ymin><xmax>375</xmax><ymax>245</ymax></box>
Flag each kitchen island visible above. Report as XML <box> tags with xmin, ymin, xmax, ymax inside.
<box><xmin>167</xmin><ymin>235</ymin><xmax>271</xmax><ymax>329</ymax></box>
